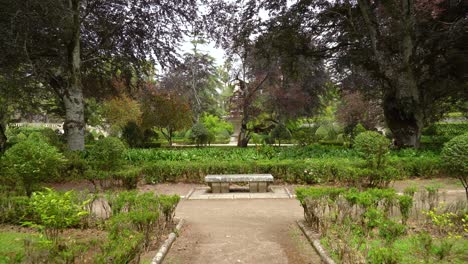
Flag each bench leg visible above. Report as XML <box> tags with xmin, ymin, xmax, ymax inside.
<box><xmin>211</xmin><ymin>183</ymin><xmax>221</xmax><ymax>193</ymax></box>
<box><xmin>221</xmin><ymin>182</ymin><xmax>230</xmax><ymax>193</ymax></box>
<box><xmin>258</xmin><ymin>182</ymin><xmax>268</xmax><ymax>192</ymax></box>
<box><xmin>249</xmin><ymin>182</ymin><xmax>259</xmax><ymax>193</ymax></box>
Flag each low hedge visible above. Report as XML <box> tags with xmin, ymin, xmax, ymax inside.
<box><xmin>141</xmin><ymin>157</ymin><xmax>444</xmax><ymax>184</ymax></box>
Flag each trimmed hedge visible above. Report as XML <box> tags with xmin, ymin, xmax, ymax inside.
<box><xmin>141</xmin><ymin>156</ymin><xmax>444</xmax><ymax>184</ymax></box>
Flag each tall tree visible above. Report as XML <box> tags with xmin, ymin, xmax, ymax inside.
<box><xmin>0</xmin><ymin>0</ymin><xmax>197</xmax><ymax>150</ymax></box>
<box><xmin>141</xmin><ymin>91</ymin><xmax>193</xmax><ymax>147</ymax></box>
<box><xmin>208</xmin><ymin>1</ymin><xmax>328</xmax><ymax>146</ymax></box>
<box><xmin>160</xmin><ymin>40</ymin><xmax>221</xmax><ymax>120</ymax></box>
<box><xmin>282</xmin><ymin>0</ymin><xmax>467</xmax><ymax>147</ymax></box>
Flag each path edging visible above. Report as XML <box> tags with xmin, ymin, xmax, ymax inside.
<box><xmin>151</xmin><ymin>218</ymin><xmax>185</xmax><ymax>264</ymax></box>
<box><xmin>296</xmin><ymin>220</ymin><xmax>336</xmax><ymax>264</ymax></box>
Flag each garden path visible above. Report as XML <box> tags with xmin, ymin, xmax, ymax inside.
<box><xmin>163</xmin><ymin>199</ymin><xmax>321</xmax><ymax>264</ymax></box>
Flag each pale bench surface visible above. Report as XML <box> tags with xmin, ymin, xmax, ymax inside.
<box><xmin>205</xmin><ymin>174</ymin><xmax>274</xmax><ymax>193</ymax></box>
<box><xmin>205</xmin><ymin>174</ymin><xmax>274</xmax><ymax>182</ymax></box>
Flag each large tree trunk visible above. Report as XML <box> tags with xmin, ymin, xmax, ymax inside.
<box><xmin>383</xmin><ymin>93</ymin><xmax>423</xmax><ymax>148</ymax></box>
<box><xmin>359</xmin><ymin>0</ymin><xmax>423</xmax><ymax>148</ymax></box>
<box><xmin>237</xmin><ymin>117</ymin><xmax>250</xmax><ymax>147</ymax></box>
<box><xmin>63</xmin><ymin>0</ymin><xmax>85</xmax><ymax>151</ymax></box>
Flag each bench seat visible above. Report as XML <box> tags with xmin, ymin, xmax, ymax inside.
<box><xmin>205</xmin><ymin>174</ymin><xmax>274</xmax><ymax>193</ymax></box>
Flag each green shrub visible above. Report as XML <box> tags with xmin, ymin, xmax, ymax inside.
<box><xmin>122</xmin><ymin>121</ymin><xmax>144</xmax><ymax>148</ymax></box>
<box><xmin>398</xmin><ymin>195</ymin><xmax>413</xmax><ymax>224</ymax></box>
<box><xmin>189</xmin><ymin>122</ymin><xmax>211</xmax><ymax>146</ymax></box>
<box><xmin>379</xmin><ymin>220</ymin><xmax>406</xmax><ymax>243</ymax></box>
<box><xmin>0</xmin><ymin>195</ymin><xmax>32</xmax><ymax>224</ymax></box>
<box><xmin>1</xmin><ymin>139</ymin><xmax>65</xmax><ymax>195</ymax></box>
<box><xmin>441</xmin><ymin>133</ymin><xmax>468</xmax><ymax>199</ymax></box>
<box><xmin>270</xmin><ymin>124</ymin><xmax>292</xmax><ymax>146</ymax></box>
<box><xmin>315</xmin><ymin>125</ymin><xmax>329</xmax><ymax>140</ymax></box>
<box><xmin>104</xmin><ymin>191</ymin><xmax>174</xmax><ymax>255</ymax></box>
<box><xmin>354</xmin><ymin>131</ymin><xmax>390</xmax><ymax>169</ymax></box>
<box><xmin>62</xmin><ymin>151</ymin><xmax>88</xmax><ymax>180</ymax></box>
<box><xmin>158</xmin><ymin>195</ymin><xmax>180</xmax><ymax>222</ymax></box>
<box><xmin>441</xmin><ymin>133</ymin><xmax>468</xmax><ymax>175</ymax></box>
<box><xmin>87</xmin><ymin>137</ymin><xmax>126</xmax><ymax>172</ymax></box>
<box><xmin>292</xmin><ymin>127</ymin><xmax>318</xmax><ymax>146</ymax></box>
<box><xmin>97</xmin><ymin>228</ymin><xmax>143</xmax><ymax>264</ymax></box>
<box><xmin>6</xmin><ymin>127</ymin><xmax>64</xmax><ymax>150</ymax></box>
<box><xmin>201</xmin><ymin>114</ymin><xmax>234</xmax><ymax>139</ymax></box>
<box><xmin>367</xmin><ymin>246</ymin><xmax>401</xmax><ymax>264</ymax></box>
<box><xmin>353</xmin><ymin>123</ymin><xmax>367</xmax><ymax>136</ymax></box>
<box><xmin>114</xmin><ymin>167</ymin><xmax>143</xmax><ymax>190</ymax></box>
<box><xmin>24</xmin><ymin>188</ymin><xmax>89</xmax><ymax>242</ymax></box>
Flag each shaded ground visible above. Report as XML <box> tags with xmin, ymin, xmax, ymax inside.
<box><xmin>164</xmin><ymin>199</ymin><xmax>320</xmax><ymax>264</ymax></box>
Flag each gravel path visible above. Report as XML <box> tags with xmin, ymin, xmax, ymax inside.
<box><xmin>164</xmin><ymin>199</ymin><xmax>321</xmax><ymax>264</ymax></box>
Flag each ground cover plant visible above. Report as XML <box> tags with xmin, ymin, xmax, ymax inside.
<box><xmin>296</xmin><ymin>187</ymin><xmax>468</xmax><ymax>263</ymax></box>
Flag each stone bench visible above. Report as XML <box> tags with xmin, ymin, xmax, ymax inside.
<box><xmin>205</xmin><ymin>174</ymin><xmax>274</xmax><ymax>193</ymax></box>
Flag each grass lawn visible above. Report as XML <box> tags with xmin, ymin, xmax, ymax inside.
<box><xmin>0</xmin><ymin>229</ymin><xmax>37</xmax><ymax>263</ymax></box>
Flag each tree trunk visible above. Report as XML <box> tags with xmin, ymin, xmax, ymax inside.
<box><xmin>0</xmin><ymin>122</ymin><xmax>7</xmax><ymax>152</ymax></box>
<box><xmin>237</xmin><ymin>116</ymin><xmax>250</xmax><ymax>147</ymax></box>
<box><xmin>383</xmin><ymin>91</ymin><xmax>423</xmax><ymax>148</ymax></box>
<box><xmin>63</xmin><ymin>0</ymin><xmax>85</xmax><ymax>151</ymax></box>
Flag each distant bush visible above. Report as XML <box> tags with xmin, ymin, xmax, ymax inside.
<box><xmin>354</xmin><ymin>131</ymin><xmax>390</xmax><ymax>169</ymax></box>
<box><xmin>1</xmin><ymin>139</ymin><xmax>65</xmax><ymax>195</ymax></box>
<box><xmin>87</xmin><ymin>137</ymin><xmax>126</xmax><ymax>172</ymax></box>
<box><xmin>422</xmin><ymin>122</ymin><xmax>468</xmax><ymax>145</ymax></box>
<box><xmin>121</xmin><ymin>121</ymin><xmax>144</xmax><ymax>148</ymax></box>
<box><xmin>85</xmin><ymin>137</ymin><xmax>127</xmax><ymax>190</ymax></box>
<box><xmin>0</xmin><ymin>194</ymin><xmax>32</xmax><ymax>224</ymax></box>
<box><xmin>270</xmin><ymin>124</ymin><xmax>292</xmax><ymax>146</ymax></box>
<box><xmin>189</xmin><ymin>122</ymin><xmax>212</xmax><ymax>146</ymax></box>
<box><xmin>315</xmin><ymin>125</ymin><xmax>329</xmax><ymax>140</ymax></box>
<box><xmin>201</xmin><ymin>114</ymin><xmax>233</xmax><ymax>140</ymax></box>
<box><xmin>6</xmin><ymin>126</ymin><xmax>64</xmax><ymax>149</ymax></box>
<box><xmin>292</xmin><ymin>127</ymin><xmax>318</xmax><ymax>146</ymax></box>
<box><xmin>441</xmin><ymin>133</ymin><xmax>468</xmax><ymax>199</ymax></box>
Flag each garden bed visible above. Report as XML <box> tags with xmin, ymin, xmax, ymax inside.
<box><xmin>296</xmin><ymin>186</ymin><xmax>468</xmax><ymax>263</ymax></box>
<box><xmin>0</xmin><ymin>189</ymin><xmax>180</xmax><ymax>264</ymax></box>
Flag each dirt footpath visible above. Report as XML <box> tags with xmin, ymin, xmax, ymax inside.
<box><xmin>164</xmin><ymin>199</ymin><xmax>321</xmax><ymax>264</ymax></box>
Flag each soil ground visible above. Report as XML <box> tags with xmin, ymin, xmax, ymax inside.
<box><xmin>164</xmin><ymin>199</ymin><xmax>321</xmax><ymax>264</ymax></box>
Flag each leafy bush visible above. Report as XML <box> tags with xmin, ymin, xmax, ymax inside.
<box><xmin>398</xmin><ymin>195</ymin><xmax>413</xmax><ymax>224</ymax></box>
<box><xmin>379</xmin><ymin>220</ymin><xmax>407</xmax><ymax>242</ymax></box>
<box><xmin>102</xmin><ymin>191</ymin><xmax>180</xmax><ymax>261</ymax></box>
<box><xmin>315</xmin><ymin>125</ymin><xmax>329</xmax><ymax>140</ymax></box>
<box><xmin>353</xmin><ymin>123</ymin><xmax>367</xmax><ymax>136</ymax></box>
<box><xmin>62</xmin><ymin>151</ymin><xmax>88</xmax><ymax>180</ymax></box>
<box><xmin>441</xmin><ymin>133</ymin><xmax>468</xmax><ymax>175</ymax></box>
<box><xmin>441</xmin><ymin>133</ymin><xmax>467</xmax><ymax>199</ymax></box>
<box><xmin>354</xmin><ymin>131</ymin><xmax>390</xmax><ymax>169</ymax></box>
<box><xmin>1</xmin><ymin>139</ymin><xmax>65</xmax><ymax>195</ymax></box>
<box><xmin>201</xmin><ymin>114</ymin><xmax>233</xmax><ymax>139</ymax></box>
<box><xmin>87</xmin><ymin>137</ymin><xmax>126</xmax><ymax>172</ymax></box>
<box><xmin>0</xmin><ymin>194</ymin><xmax>32</xmax><ymax>224</ymax></box>
<box><xmin>24</xmin><ymin>188</ymin><xmax>89</xmax><ymax>242</ymax></box>
<box><xmin>422</xmin><ymin>122</ymin><xmax>468</xmax><ymax>144</ymax></box>
<box><xmin>292</xmin><ymin>127</ymin><xmax>318</xmax><ymax>146</ymax></box>
<box><xmin>122</xmin><ymin>121</ymin><xmax>144</xmax><ymax>148</ymax></box>
<box><xmin>270</xmin><ymin>124</ymin><xmax>292</xmax><ymax>146</ymax></box>
<box><xmin>189</xmin><ymin>122</ymin><xmax>212</xmax><ymax>146</ymax></box>
<box><xmin>85</xmin><ymin>137</ymin><xmax>127</xmax><ymax>190</ymax></box>
<box><xmin>367</xmin><ymin>246</ymin><xmax>401</xmax><ymax>264</ymax></box>
<box><xmin>6</xmin><ymin>126</ymin><xmax>64</xmax><ymax>149</ymax></box>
